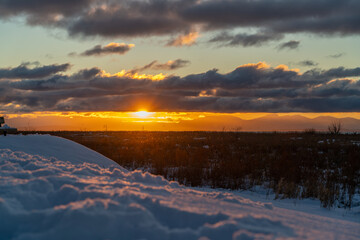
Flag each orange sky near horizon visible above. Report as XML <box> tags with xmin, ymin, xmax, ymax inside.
<box><xmin>1</xmin><ymin>1</ymin><xmax>359</xmax><ymax>132</ymax></box>
<box><xmin>2</xmin><ymin>111</ymin><xmax>360</xmax><ymax>132</ymax></box>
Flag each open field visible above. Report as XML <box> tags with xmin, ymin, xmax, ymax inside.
<box><xmin>21</xmin><ymin>131</ymin><xmax>360</xmax><ymax>208</ymax></box>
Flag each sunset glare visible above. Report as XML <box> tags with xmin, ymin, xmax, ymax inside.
<box><xmin>0</xmin><ymin>0</ymin><xmax>359</xmax><ymax>131</ymax></box>
<box><xmin>134</xmin><ymin>111</ymin><xmax>152</xmax><ymax>118</ymax></box>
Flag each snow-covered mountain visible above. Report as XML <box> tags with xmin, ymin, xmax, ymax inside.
<box><xmin>0</xmin><ymin>135</ymin><xmax>359</xmax><ymax>240</ymax></box>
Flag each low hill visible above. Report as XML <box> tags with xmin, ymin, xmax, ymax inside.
<box><xmin>179</xmin><ymin>114</ymin><xmax>360</xmax><ymax>132</ymax></box>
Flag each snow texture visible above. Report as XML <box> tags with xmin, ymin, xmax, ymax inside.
<box><xmin>0</xmin><ymin>135</ymin><xmax>359</xmax><ymax>240</ymax></box>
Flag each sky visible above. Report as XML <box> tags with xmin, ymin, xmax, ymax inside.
<box><xmin>0</xmin><ymin>0</ymin><xmax>360</xmax><ymax>130</ymax></box>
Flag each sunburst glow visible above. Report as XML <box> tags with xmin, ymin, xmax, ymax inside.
<box><xmin>134</xmin><ymin>111</ymin><xmax>152</xmax><ymax>118</ymax></box>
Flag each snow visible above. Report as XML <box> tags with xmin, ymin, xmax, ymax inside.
<box><xmin>0</xmin><ymin>134</ymin><xmax>123</xmax><ymax>169</ymax></box>
<box><xmin>194</xmin><ymin>137</ymin><xmax>207</xmax><ymax>140</ymax></box>
<box><xmin>0</xmin><ymin>135</ymin><xmax>359</xmax><ymax>240</ymax></box>
<box><xmin>0</xmin><ymin>124</ymin><xmax>11</xmax><ymax>129</ymax></box>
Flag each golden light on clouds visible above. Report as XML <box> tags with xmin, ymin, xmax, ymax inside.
<box><xmin>239</xmin><ymin>62</ymin><xmax>270</xmax><ymax>69</ymax></box>
<box><xmin>105</xmin><ymin>42</ymin><xmax>135</xmax><ymax>49</ymax></box>
<box><xmin>237</xmin><ymin>62</ymin><xmax>300</xmax><ymax>73</ymax></box>
<box><xmin>4</xmin><ymin>111</ymin><xmax>360</xmax><ymax>121</ymax></box>
<box><xmin>101</xmin><ymin>70</ymin><xmax>166</xmax><ymax>81</ymax></box>
<box><xmin>3</xmin><ymin>111</ymin><xmax>360</xmax><ymax>131</ymax></box>
<box><xmin>275</xmin><ymin>64</ymin><xmax>300</xmax><ymax>73</ymax></box>
<box><xmin>168</xmin><ymin>31</ymin><xmax>199</xmax><ymax>46</ymax></box>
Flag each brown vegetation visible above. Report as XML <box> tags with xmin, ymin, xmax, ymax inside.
<box><xmin>21</xmin><ymin>131</ymin><xmax>360</xmax><ymax>208</ymax></box>
<box><xmin>328</xmin><ymin>120</ymin><xmax>342</xmax><ymax>134</ymax></box>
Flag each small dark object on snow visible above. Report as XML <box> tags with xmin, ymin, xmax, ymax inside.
<box><xmin>0</xmin><ymin>117</ymin><xmax>4</xmax><ymax>127</ymax></box>
<box><xmin>0</xmin><ymin>116</ymin><xmax>17</xmax><ymax>135</ymax></box>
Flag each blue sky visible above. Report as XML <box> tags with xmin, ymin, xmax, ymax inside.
<box><xmin>1</xmin><ymin>17</ymin><xmax>359</xmax><ymax>76</ymax></box>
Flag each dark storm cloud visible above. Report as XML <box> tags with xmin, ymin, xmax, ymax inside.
<box><xmin>0</xmin><ymin>0</ymin><xmax>94</xmax><ymax>27</ymax></box>
<box><xmin>8</xmin><ymin>67</ymin><xmax>101</xmax><ymax>91</ymax></box>
<box><xmin>209</xmin><ymin>32</ymin><xmax>283</xmax><ymax>47</ymax></box>
<box><xmin>157</xmin><ymin>63</ymin><xmax>306</xmax><ymax>90</ymax></box>
<box><xmin>181</xmin><ymin>0</ymin><xmax>360</xmax><ymax>35</ymax></box>
<box><xmin>307</xmin><ymin>79</ymin><xmax>360</xmax><ymax>98</ymax></box>
<box><xmin>9</xmin><ymin>75</ymin><xmax>72</xmax><ymax>91</ymax></box>
<box><xmin>78</xmin><ymin>43</ymin><xmax>134</xmax><ymax>57</ymax></box>
<box><xmin>311</xmin><ymin>67</ymin><xmax>360</xmax><ymax>78</ymax></box>
<box><xmin>67</xmin><ymin>14</ymin><xmax>186</xmax><ymax>38</ymax></box>
<box><xmin>1</xmin><ymin>0</ymin><xmax>360</xmax><ymax>42</ymax></box>
<box><xmin>0</xmin><ymin>63</ymin><xmax>70</xmax><ymax>79</ymax></box>
<box><xmin>271</xmin><ymin>14</ymin><xmax>360</xmax><ymax>35</ymax></box>
<box><xmin>278</xmin><ymin>41</ymin><xmax>300</xmax><ymax>50</ymax></box>
<box><xmin>0</xmin><ymin>0</ymin><xmax>92</xmax><ymax>17</ymax></box>
<box><xmin>66</xmin><ymin>0</ymin><xmax>195</xmax><ymax>38</ymax></box>
<box><xmin>73</xmin><ymin>67</ymin><xmax>102</xmax><ymax>80</ymax></box>
<box><xmin>2</xmin><ymin>61</ymin><xmax>360</xmax><ymax>113</ymax></box>
<box><xmin>181</xmin><ymin>0</ymin><xmax>342</xmax><ymax>25</ymax></box>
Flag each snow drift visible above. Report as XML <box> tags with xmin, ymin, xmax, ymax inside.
<box><xmin>0</xmin><ymin>135</ymin><xmax>359</xmax><ymax>240</ymax></box>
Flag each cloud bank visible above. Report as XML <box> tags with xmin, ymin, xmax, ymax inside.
<box><xmin>0</xmin><ymin>63</ymin><xmax>70</xmax><ymax>79</ymax></box>
<box><xmin>1</xmin><ymin>0</ymin><xmax>359</xmax><ymax>45</ymax></box>
<box><xmin>1</xmin><ymin>61</ymin><xmax>360</xmax><ymax>113</ymax></box>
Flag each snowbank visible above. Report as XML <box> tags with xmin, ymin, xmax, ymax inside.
<box><xmin>0</xmin><ymin>124</ymin><xmax>11</xmax><ymax>129</ymax></box>
<box><xmin>0</xmin><ymin>135</ymin><xmax>359</xmax><ymax>240</ymax></box>
<box><xmin>0</xmin><ymin>134</ymin><xmax>123</xmax><ymax>169</ymax></box>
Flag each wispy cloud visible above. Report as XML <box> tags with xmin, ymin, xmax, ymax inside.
<box><xmin>1</xmin><ymin>0</ymin><xmax>359</xmax><ymax>46</ymax></box>
<box><xmin>133</xmin><ymin>59</ymin><xmax>190</xmax><ymax>72</ymax></box>
<box><xmin>73</xmin><ymin>43</ymin><xmax>135</xmax><ymax>57</ymax></box>
<box><xmin>209</xmin><ymin>32</ymin><xmax>283</xmax><ymax>47</ymax></box>
<box><xmin>297</xmin><ymin>60</ymin><xmax>319</xmax><ymax>67</ymax></box>
<box><xmin>167</xmin><ymin>32</ymin><xmax>199</xmax><ymax>47</ymax></box>
<box><xmin>328</xmin><ymin>53</ymin><xmax>346</xmax><ymax>59</ymax></box>
<box><xmin>278</xmin><ymin>40</ymin><xmax>300</xmax><ymax>50</ymax></box>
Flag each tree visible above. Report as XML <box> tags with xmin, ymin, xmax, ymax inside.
<box><xmin>304</xmin><ymin>128</ymin><xmax>316</xmax><ymax>134</ymax></box>
<box><xmin>328</xmin><ymin>120</ymin><xmax>342</xmax><ymax>134</ymax></box>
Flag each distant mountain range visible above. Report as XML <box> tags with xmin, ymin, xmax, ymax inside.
<box><xmin>7</xmin><ymin>113</ymin><xmax>360</xmax><ymax>132</ymax></box>
<box><xmin>178</xmin><ymin>114</ymin><xmax>360</xmax><ymax>132</ymax></box>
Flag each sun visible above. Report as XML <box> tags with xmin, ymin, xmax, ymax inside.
<box><xmin>134</xmin><ymin>110</ymin><xmax>152</xmax><ymax>118</ymax></box>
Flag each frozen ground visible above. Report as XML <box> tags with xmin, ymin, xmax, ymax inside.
<box><xmin>0</xmin><ymin>134</ymin><xmax>359</xmax><ymax>240</ymax></box>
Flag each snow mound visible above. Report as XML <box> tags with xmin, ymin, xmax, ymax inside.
<box><xmin>0</xmin><ymin>135</ymin><xmax>359</xmax><ymax>240</ymax></box>
<box><xmin>0</xmin><ymin>134</ymin><xmax>123</xmax><ymax>169</ymax></box>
